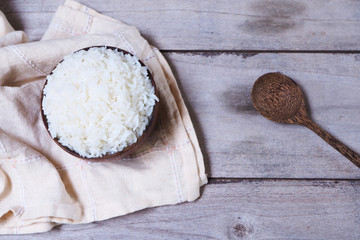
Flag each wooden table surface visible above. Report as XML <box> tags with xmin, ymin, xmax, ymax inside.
<box><xmin>1</xmin><ymin>0</ymin><xmax>360</xmax><ymax>239</ymax></box>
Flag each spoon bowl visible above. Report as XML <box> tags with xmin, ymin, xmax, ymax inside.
<box><xmin>251</xmin><ymin>72</ymin><xmax>360</xmax><ymax>168</ymax></box>
<box><xmin>251</xmin><ymin>72</ymin><xmax>305</xmax><ymax>123</ymax></box>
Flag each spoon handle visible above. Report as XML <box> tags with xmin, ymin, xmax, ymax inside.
<box><xmin>302</xmin><ymin>119</ymin><xmax>360</xmax><ymax>168</ymax></box>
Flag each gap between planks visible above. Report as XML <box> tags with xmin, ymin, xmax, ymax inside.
<box><xmin>161</xmin><ymin>49</ymin><xmax>360</xmax><ymax>54</ymax></box>
<box><xmin>208</xmin><ymin>178</ymin><xmax>360</xmax><ymax>184</ymax></box>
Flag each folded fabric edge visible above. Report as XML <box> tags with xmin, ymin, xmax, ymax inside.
<box><xmin>0</xmin><ymin>202</ymin><xmax>81</xmax><ymax>234</ymax></box>
<box><xmin>0</xmin><ymin>196</ymin><xmax>183</xmax><ymax>235</ymax></box>
<box><xmin>0</xmin><ymin>222</ymin><xmax>57</xmax><ymax>235</ymax></box>
<box><xmin>22</xmin><ymin>202</ymin><xmax>82</xmax><ymax>223</ymax></box>
<box><xmin>0</xmin><ymin>11</ymin><xmax>15</xmax><ymax>37</ymax></box>
<box><xmin>64</xmin><ymin>0</ymin><xmax>118</xmax><ymax>23</ymax></box>
<box><xmin>42</xmin><ymin>2</ymin><xmax>130</xmax><ymax>41</ymax></box>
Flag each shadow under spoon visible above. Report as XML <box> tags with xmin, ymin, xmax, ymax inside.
<box><xmin>251</xmin><ymin>72</ymin><xmax>360</xmax><ymax>168</ymax></box>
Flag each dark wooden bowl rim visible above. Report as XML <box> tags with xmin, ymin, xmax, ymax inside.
<box><xmin>40</xmin><ymin>46</ymin><xmax>160</xmax><ymax>160</ymax></box>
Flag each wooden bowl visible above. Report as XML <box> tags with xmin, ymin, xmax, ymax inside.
<box><xmin>40</xmin><ymin>46</ymin><xmax>160</xmax><ymax>160</ymax></box>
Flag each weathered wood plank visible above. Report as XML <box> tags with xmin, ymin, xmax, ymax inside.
<box><xmin>4</xmin><ymin>12</ymin><xmax>53</xmax><ymax>41</ymax></box>
<box><xmin>162</xmin><ymin>52</ymin><xmax>360</xmax><ymax>179</ymax></box>
<box><xmin>1</xmin><ymin>0</ymin><xmax>360</xmax><ymax>50</ymax></box>
<box><xmin>2</xmin><ymin>180</ymin><xmax>360</xmax><ymax>239</ymax></box>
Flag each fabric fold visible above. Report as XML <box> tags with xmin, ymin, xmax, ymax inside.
<box><xmin>0</xmin><ymin>0</ymin><xmax>207</xmax><ymax>234</ymax></box>
<box><xmin>0</xmin><ymin>130</ymin><xmax>82</xmax><ymax>234</ymax></box>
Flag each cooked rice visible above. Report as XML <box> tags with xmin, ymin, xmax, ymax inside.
<box><xmin>42</xmin><ymin>47</ymin><xmax>158</xmax><ymax>158</ymax></box>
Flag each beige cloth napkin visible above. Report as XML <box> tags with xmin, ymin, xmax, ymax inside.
<box><xmin>0</xmin><ymin>0</ymin><xmax>207</xmax><ymax>234</ymax></box>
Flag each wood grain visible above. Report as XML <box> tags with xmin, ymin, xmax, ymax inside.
<box><xmin>162</xmin><ymin>52</ymin><xmax>360</xmax><ymax>179</ymax></box>
<box><xmin>1</xmin><ymin>0</ymin><xmax>360</xmax><ymax>50</ymax></box>
<box><xmin>1</xmin><ymin>180</ymin><xmax>359</xmax><ymax>240</ymax></box>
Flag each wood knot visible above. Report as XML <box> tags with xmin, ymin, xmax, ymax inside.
<box><xmin>228</xmin><ymin>219</ymin><xmax>254</xmax><ymax>239</ymax></box>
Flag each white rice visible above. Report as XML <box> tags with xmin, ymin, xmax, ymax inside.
<box><xmin>42</xmin><ymin>47</ymin><xmax>158</xmax><ymax>158</ymax></box>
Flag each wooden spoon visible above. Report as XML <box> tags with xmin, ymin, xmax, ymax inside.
<box><xmin>251</xmin><ymin>72</ymin><xmax>360</xmax><ymax>168</ymax></box>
